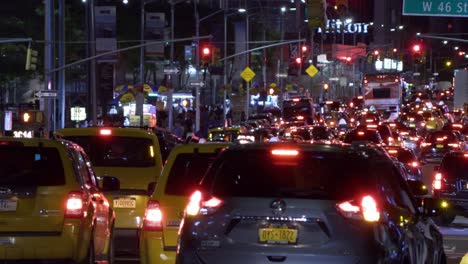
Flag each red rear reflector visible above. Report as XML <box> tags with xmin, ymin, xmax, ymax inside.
<box><xmin>271</xmin><ymin>149</ymin><xmax>299</xmax><ymax>156</ymax></box>
<box><xmin>65</xmin><ymin>191</ymin><xmax>84</xmax><ymax>218</ymax></box>
<box><xmin>143</xmin><ymin>200</ymin><xmax>163</xmax><ymax>231</ymax></box>
<box><xmin>100</xmin><ymin>129</ymin><xmax>112</xmax><ymax>135</ymax></box>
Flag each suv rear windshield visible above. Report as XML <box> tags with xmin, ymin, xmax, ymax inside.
<box><xmin>202</xmin><ymin>149</ymin><xmax>389</xmax><ymax>200</ymax></box>
<box><xmin>0</xmin><ymin>146</ymin><xmax>65</xmax><ymax>186</ymax></box>
<box><xmin>63</xmin><ymin>136</ymin><xmax>155</xmax><ymax>167</ymax></box>
<box><xmin>440</xmin><ymin>155</ymin><xmax>468</xmax><ymax>180</ymax></box>
<box><xmin>165</xmin><ymin>153</ymin><xmax>219</xmax><ymax>196</ymax></box>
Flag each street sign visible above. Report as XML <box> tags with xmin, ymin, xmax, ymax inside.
<box><xmin>305</xmin><ymin>65</ymin><xmax>319</xmax><ymax>77</ymax></box>
<box><xmin>189</xmin><ymin>81</ymin><xmax>205</xmax><ymax>87</ymax></box>
<box><xmin>163</xmin><ymin>66</ymin><xmax>180</xmax><ymax>74</ymax></box>
<box><xmin>240</xmin><ymin>67</ymin><xmax>256</xmax><ymax>82</ymax></box>
<box><xmin>35</xmin><ymin>90</ymin><xmax>58</xmax><ymax>99</ymax></box>
<box><xmin>403</xmin><ymin>0</ymin><xmax>468</xmax><ymax>17</ymax></box>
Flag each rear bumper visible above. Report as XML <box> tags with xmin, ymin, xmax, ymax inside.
<box><xmin>0</xmin><ymin>226</ymin><xmax>82</xmax><ymax>261</ymax></box>
<box><xmin>177</xmin><ymin>249</ymin><xmax>380</xmax><ymax>264</ymax></box>
<box><xmin>436</xmin><ymin>193</ymin><xmax>468</xmax><ymax>214</ymax></box>
<box><xmin>139</xmin><ymin>230</ymin><xmax>176</xmax><ymax>264</ymax></box>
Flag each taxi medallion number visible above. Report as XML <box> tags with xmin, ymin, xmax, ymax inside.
<box><xmin>258</xmin><ymin>226</ymin><xmax>298</xmax><ymax>244</ymax></box>
<box><xmin>436</xmin><ymin>144</ymin><xmax>444</xmax><ymax>148</ymax></box>
<box><xmin>0</xmin><ymin>200</ymin><xmax>17</xmax><ymax>211</ymax></box>
<box><xmin>113</xmin><ymin>197</ymin><xmax>136</xmax><ymax>208</ymax></box>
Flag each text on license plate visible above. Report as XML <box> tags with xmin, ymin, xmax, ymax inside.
<box><xmin>113</xmin><ymin>198</ymin><xmax>136</xmax><ymax>208</ymax></box>
<box><xmin>258</xmin><ymin>227</ymin><xmax>297</xmax><ymax>244</ymax></box>
<box><xmin>436</xmin><ymin>144</ymin><xmax>444</xmax><ymax>148</ymax></box>
<box><xmin>0</xmin><ymin>200</ymin><xmax>17</xmax><ymax>211</ymax></box>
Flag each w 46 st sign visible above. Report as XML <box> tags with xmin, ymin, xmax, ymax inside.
<box><xmin>403</xmin><ymin>0</ymin><xmax>468</xmax><ymax>17</ymax></box>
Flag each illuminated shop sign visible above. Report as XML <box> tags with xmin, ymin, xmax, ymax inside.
<box><xmin>317</xmin><ymin>19</ymin><xmax>370</xmax><ymax>34</ymax></box>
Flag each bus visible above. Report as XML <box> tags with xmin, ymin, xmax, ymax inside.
<box><xmin>363</xmin><ymin>73</ymin><xmax>402</xmax><ymax>111</ymax></box>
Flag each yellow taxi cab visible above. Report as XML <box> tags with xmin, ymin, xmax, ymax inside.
<box><xmin>420</xmin><ymin>110</ymin><xmax>445</xmax><ymax>131</ymax></box>
<box><xmin>139</xmin><ymin>142</ymin><xmax>230</xmax><ymax>264</ymax></box>
<box><xmin>55</xmin><ymin>127</ymin><xmax>163</xmax><ymax>259</ymax></box>
<box><xmin>0</xmin><ymin>136</ymin><xmax>117</xmax><ymax>263</ymax></box>
<box><xmin>208</xmin><ymin>126</ymin><xmax>254</xmax><ymax>143</ymax></box>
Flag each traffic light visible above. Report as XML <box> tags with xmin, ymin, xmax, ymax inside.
<box><xmin>201</xmin><ymin>45</ymin><xmax>212</xmax><ymax>65</ymax></box>
<box><xmin>412</xmin><ymin>44</ymin><xmax>422</xmax><ymax>54</ymax></box>
<box><xmin>307</xmin><ymin>0</ymin><xmax>327</xmax><ymax>28</ymax></box>
<box><xmin>301</xmin><ymin>45</ymin><xmax>308</xmax><ymax>53</ymax></box>
<box><xmin>295</xmin><ymin>57</ymin><xmax>302</xmax><ymax>64</ymax></box>
<box><xmin>212</xmin><ymin>47</ymin><xmax>221</xmax><ymax>65</ymax></box>
<box><xmin>25</xmin><ymin>47</ymin><xmax>38</xmax><ymax>71</ymax></box>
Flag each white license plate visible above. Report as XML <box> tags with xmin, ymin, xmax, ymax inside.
<box><xmin>0</xmin><ymin>200</ymin><xmax>17</xmax><ymax>211</ymax></box>
<box><xmin>113</xmin><ymin>198</ymin><xmax>136</xmax><ymax>208</ymax></box>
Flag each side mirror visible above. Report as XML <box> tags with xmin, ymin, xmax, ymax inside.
<box><xmin>101</xmin><ymin>176</ymin><xmax>120</xmax><ymax>192</ymax></box>
<box><xmin>420</xmin><ymin>197</ymin><xmax>451</xmax><ymax>217</ymax></box>
<box><xmin>407</xmin><ymin>179</ymin><xmax>428</xmax><ymax>196</ymax></box>
<box><xmin>147</xmin><ymin>182</ymin><xmax>157</xmax><ymax>196</ymax></box>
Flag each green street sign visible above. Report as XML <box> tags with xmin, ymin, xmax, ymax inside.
<box><xmin>403</xmin><ymin>0</ymin><xmax>468</xmax><ymax>17</ymax></box>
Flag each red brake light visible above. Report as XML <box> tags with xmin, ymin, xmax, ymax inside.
<box><xmin>433</xmin><ymin>172</ymin><xmax>443</xmax><ymax>190</ymax></box>
<box><xmin>186</xmin><ymin>190</ymin><xmax>223</xmax><ymax>216</ymax></box>
<box><xmin>336</xmin><ymin>195</ymin><xmax>380</xmax><ymax>222</ymax></box>
<box><xmin>448</xmin><ymin>143</ymin><xmax>460</xmax><ymax>148</ymax></box>
<box><xmin>100</xmin><ymin>129</ymin><xmax>112</xmax><ymax>136</ymax></box>
<box><xmin>271</xmin><ymin>149</ymin><xmax>299</xmax><ymax>156</ymax></box>
<box><xmin>65</xmin><ymin>191</ymin><xmax>84</xmax><ymax>218</ymax></box>
<box><xmin>408</xmin><ymin>161</ymin><xmax>419</xmax><ymax>168</ymax></box>
<box><xmin>296</xmin><ymin>115</ymin><xmax>304</xmax><ymax>120</ymax></box>
<box><xmin>421</xmin><ymin>142</ymin><xmax>431</xmax><ymax>148</ymax></box>
<box><xmin>358</xmin><ymin>131</ymin><xmax>365</xmax><ymax>136</ymax></box>
<box><xmin>143</xmin><ymin>200</ymin><xmax>163</xmax><ymax>231</ymax></box>
<box><xmin>387</xmin><ymin>149</ymin><xmax>398</xmax><ymax>155</ymax></box>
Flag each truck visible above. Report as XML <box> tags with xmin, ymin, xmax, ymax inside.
<box><xmin>362</xmin><ymin>73</ymin><xmax>402</xmax><ymax>111</ymax></box>
<box><xmin>453</xmin><ymin>68</ymin><xmax>468</xmax><ymax>110</ymax></box>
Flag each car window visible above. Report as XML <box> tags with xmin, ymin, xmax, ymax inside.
<box><xmin>202</xmin><ymin>150</ymin><xmax>384</xmax><ymax>201</ymax></box>
<box><xmin>440</xmin><ymin>155</ymin><xmax>468</xmax><ymax>180</ymax></box>
<box><xmin>63</xmin><ymin>136</ymin><xmax>156</xmax><ymax>167</ymax></box>
<box><xmin>379</xmin><ymin>167</ymin><xmax>417</xmax><ymax>214</ymax></box>
<box><xmin>0</xmin><ymin>145</ymin><xmax>65</xmax><ymax>186</ymax></box>
<box><xmin>165</xmin><ymin>152</ymin><xmax>219</xmax><ymax>196</ymax></box>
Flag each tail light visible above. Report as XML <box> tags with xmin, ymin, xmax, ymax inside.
<box><xmin>448</xmin><ymin>143</ymin><xmax>460</xmax><ymax>148</ymax></box>
<box><xmin>65</xmin><ymin>191</ymin><xmax>84</xmax><ymax>218</ymax></box>
<box><xmin>408</xmin><ymin>161</ymin><xmax>420</xmax><ymax>168</ymax></box>
<box><xmin>186</xmin><ymin>190</ymin><xmax>223</xmax><ymax>216</ymax></box>
<box><xmin>143</xmin><ymin>200</ymin><xmax>163</xmax><ymax>231</ymax></box>
<box><xmin>336</xmin><ymin>195</ymin><xmax>380</xmax><ymax>222</ymax></box>
<box><xmin>433</xmin><ymin>172</ymin><xmax>443</xmax><ymax>190</ymax></box>
<box><xmin>296</xmin><ymin>116</ymin><xmax>304</xmax><ymax>120</ymax></box>
<box><xmin>421</xmin><ymin>142</ymin><xmax>431</xmax><ymax>148</ymax></box>
<box><xmin>420</xmin><ymin>122</ymin><xmax>426</xmax><ymax>127</ymax></box>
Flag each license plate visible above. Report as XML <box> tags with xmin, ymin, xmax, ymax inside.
<box><xmin>258</xmin><ymin>226</ymin><xmax>297</xmax><ymax>244</ymax></box>
<box><xmin>0</xmin><ymin>200</ymin><xmax>17</xmax><ymax>211</ymax></box>
<box><xmin>113</xmin><ymin>198</ymin><xmax>136</xmax><ymax>208</ymax></box>
<box><xmin>409</xmin><ymin>124</ymin><xmax>415</xmax><ymax>128</ymax></box>
<box><xmin>436</xmin><ymin>144</ymin><xmax>444</xmax><ymax>148</ymax></box>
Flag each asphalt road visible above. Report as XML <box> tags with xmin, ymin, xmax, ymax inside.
<box><xmin>422</xmin><ymin>162</ymin><xmax>468</xmax><ymax>264</ymax></box>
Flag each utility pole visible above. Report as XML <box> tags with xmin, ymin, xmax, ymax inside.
<box><xmin>88</xmin><ymin>0</ymin><xmax>97</xmax><ymax>126</ymax></box>
<box><xmin>139</xmin><ymin>0</ymin><xmax>145</xmax><ymax>127</ymax></box>
<box><xmin>58</xmin><ymin>0</ymin><xmax>65</xmax><ymax>129</ymax></box>
<box><xmin>44</xmin><ymin>0</ymin><xmax>55</xmax><ymax>135</ymax></box>
<box><xmin>194</xmin><ymin>1</ymin><xmax>201</xmax><ymax>132</ymax></box>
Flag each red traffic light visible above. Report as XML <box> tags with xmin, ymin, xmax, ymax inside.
<box><xmin>412</xmin><ymin>44</ymin><xmax>421</xmax><ymax>53</ymax></box>
<box><xmin>202</xmin><ymin>47</ymin><xmax>211</xmax><ymax>56</ymax></box>
<box><xmin>373</xmin><ymin>50</ymin><xmax>379</xmax><ymax>56</ymax></box>
<box><xmin>301</xmin><ymin>45</ymin><xmax>308</xmax><ymax>53</ymax></box>
<box><xmin>295</xmin><ymin>57</ymin><xmax>302</xmax><ymax>64</ymax></box>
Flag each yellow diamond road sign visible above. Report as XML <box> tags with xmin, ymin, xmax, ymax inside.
<box><xmin>240</xmin><ymin>67</ymin><xmax>256</xmax><ymax>82</ymax></box>
<box><xmin>306</xmin><ymin>65</ymin><xmax>319</xmax><ymax>77</ymax></box>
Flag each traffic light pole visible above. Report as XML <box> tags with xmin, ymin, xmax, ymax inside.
<box><xmin>44</xmin><ymin>0</ymin><xmax>54</xmax><ymax>136</ymax></box>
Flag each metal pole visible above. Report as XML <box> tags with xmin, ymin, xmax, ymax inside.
<box><xmin>245</xmin><ymin>14</ymin><xmax>250</xmax><ymax>119</ymax></box>
<box><xmin>44</xmin><ymin>0</ymin><xmax>54</xmax><ymax>135</ymax></box>
<box><xmin>194</xmin><ymin>1</ymin><xmax>200</xmax><ymax>132</ymax></box>
<box><xmin>223</xmin><ymin>8</ymin><xmax>228</xmax><ymax>127</ymax></box>
<box><xmin>139</xmin><ymin>0</ymin><xmax>145</xmax><ymax>127</ymax></box>
<box><xmin>89</xmin><ymin>0</ymin><xmax>97</xmax><ymax>126</ymax></box>
<box><xmin>167</xmin><ymin>2</ymin><xmax>175</xmax><ymax>131</ymax></box>
<box><xmin>58</xmin><ymin>0</ymin><xmax>65</xmax><ymax>129</ymax></box>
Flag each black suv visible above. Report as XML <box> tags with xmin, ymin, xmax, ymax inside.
<box><xmin>432</xmin><ymin>151</ymin><xmax>468</xmax><ymax>225</ymax></box>
<box><xmin>177</xmin><ymin>143</ymin><xmax>446</xmax><ymax>264</ymax></box>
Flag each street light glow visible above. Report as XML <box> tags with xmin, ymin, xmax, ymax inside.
<box><xmin>454</xmin><ymin>46</ymin><xmax>460</xmax><ymax>50</ymax></box>
<box><xmin>122</xmin><ymin>0</ymin><xmax>128</xmax><ymax>4</ymax></box>
<box><xmin>281</xmin><ymin>6</ymin><xmax>286</xmax><ymax>13</ymax></box>
<box><xmin>443</xmin><ymin>40</ymin><xmax>448</xmax><ymax>45</ymax></box>
<box><xmin>398</xmin><ymin>25</ymin><xmax>404</xmax><ymax>30</ymax></box>
<box><xmin>238</xmin><ymin>8</ymin><xmax>246</xmax><ymax>13</ymax></box>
